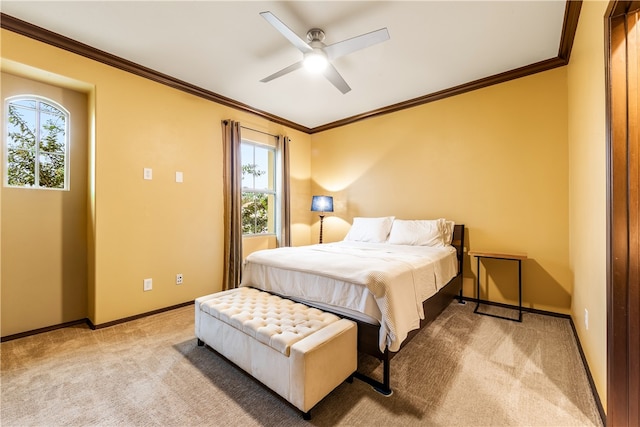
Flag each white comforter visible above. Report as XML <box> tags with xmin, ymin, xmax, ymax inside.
<box><xmin>241</xmin><ymin>241</ymin><xmax>458</xmax><ymax>352</ymax></box>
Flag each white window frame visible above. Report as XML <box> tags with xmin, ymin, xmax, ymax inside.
<box><xmin>241</xmin><ymin>139</ymin><xmax>277</xmax><ymax>236</ymax></box>
<box><xmin>4</xmin><ymin>95</ymin><xmax>70</xmax><ymax>190</ymax></box>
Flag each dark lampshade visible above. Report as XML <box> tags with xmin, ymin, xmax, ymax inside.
<box><xmin>310</xmin><ymin>195</ymin><xmax>334</xmax><ymax>213</ymax></box>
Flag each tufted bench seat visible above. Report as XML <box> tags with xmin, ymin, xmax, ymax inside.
<box><xmin>195</xmin><ymin>287</ymin><xmax>357</xmax><ymax>419</ymax></box>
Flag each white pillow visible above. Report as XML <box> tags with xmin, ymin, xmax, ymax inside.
<box><xmin>344</xmin><ymin>216</ymin><xmax>395</xmax><ymax>243</ymax></box>
<box><xmin>388</xmin><ymin>219</ymin><xmax>445</xmax><ymax>246</ymax></box>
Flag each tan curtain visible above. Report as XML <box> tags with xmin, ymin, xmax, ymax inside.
<box><xmin>276</xmin><ymin>135</ymin><xmax>291</xmax><ymax>247</ymax></box>
<box><xmin>222</xmin><ymin>120</ymin><xmax>242</xmax><ymax>290</ymax></box>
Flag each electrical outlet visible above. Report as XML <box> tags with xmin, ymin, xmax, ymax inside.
<box><xmin>176</xmin><ymin>273</ymin><xmax>183</xmax><ymax>285</ymax></box>
<box><xmin>584</xmin><ymin>308</ymin><xmax>589</xmax><ymax>330</ymax></box>
<box><xmin>143</xmin><ymin>168</ymin><xmax>152</xmax><ymax>180</ymax></box>
<box><xmin>143</xmin><ymin>278</ymin><xmax>152</xmax><ymax>291</ymax></box>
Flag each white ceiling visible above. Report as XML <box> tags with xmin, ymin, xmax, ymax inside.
<box><xmin>1</xmin><ymin>1</ymin><xmax>567</xmax><ymax>130</ymax></box>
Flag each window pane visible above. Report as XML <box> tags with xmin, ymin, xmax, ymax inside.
<box><xmin>253</xmin><ymin>146</ymin><xmax>270</xmax><ymax>190</ymax></box>
<box><xmin>242</xmin><ymin>192</ymin><xmax>269</xmax><ymax>234</ymax></box>
<box><xmin>266</xmin><ymin>193</ymin><xmax>275</xmax><ymax>232</ymax></box>
<box><xmin>7</xmin><ymin>105</ymin><xmax>36</xmax><ymax>150</ymax></box>
<box><xmin>39</xmin><ymin>111</ymin><xmax>66</xmax><ymax>153</ymax></box>
<box><xmin>241</xmin><ymin>144</ymin><xmax>255</xmax><ymax>189</ymax></box>
<box><xmin>13</xmin><ymin>99</ymin><xmax>36</xmax><ymax>109</ymax></box>
<box><xmin>39</xmin><ymin>152</ymin><xmax>65</xmax><ymax>189</ymax></box>
<box><xmin>40</xmin><ymin>102</ymin><xmax>62</xmax><ymax>115</ymax></box>
<box><xmin>7</xmin><ymin>148</ymin><xmax>35</xmax><ymax>187</ymax></box>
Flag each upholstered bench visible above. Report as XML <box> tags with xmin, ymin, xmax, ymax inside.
<box><xmin>195</xmin><ymin>287</ymin><xmax>357</xmax><ymax>419</ymax></box>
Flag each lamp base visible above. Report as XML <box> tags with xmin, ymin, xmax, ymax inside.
<box><xmin>318</xmin><ymin>215</ymin><xmax>325</xmax><ymax>244</ymax></box>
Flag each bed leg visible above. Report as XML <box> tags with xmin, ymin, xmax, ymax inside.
<box><xmin>354</xmin><ymin>359</ymin><xmax>393</xmax><ymax>396</ymax></box>
<box><xmin>457</xmin><ymin>288</ymin><xmax>466</xmax><ymax>304</ymax></box>
<box><xmin>302</xmin><ymin>410</ymin><xmax>311</xmax><ymax>420</ymax></box>
<box><xmin>197</xmin><ymin>338</ymin><xmax>204</xmax><ymax>347</ymax></box>
<box><xmin>373</xmin><ymin>358</ymin><xmax>393</xmax><ymax>396</ymax></box>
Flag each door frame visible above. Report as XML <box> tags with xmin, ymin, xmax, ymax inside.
<box><xmin>605</xmin><ymin>1</ymin><xmax>640</xmax><ymax>426</ymax></box>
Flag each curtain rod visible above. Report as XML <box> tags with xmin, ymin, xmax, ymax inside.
<box><xmin>240</xmin><ymin>125</ymin><xmax>279</xmax><ymax>139</ymax></box>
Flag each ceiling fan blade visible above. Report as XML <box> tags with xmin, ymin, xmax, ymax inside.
<box><xmin>324</xmin><ymin>28</ymin><xmax>390</xmax><ymax>61</ymax></box>
<box><xmin>323</xmin><ymin>63</ymin><xmax>351</xmax><ymax>94</ymax></box>
<box><xmin>260</xmin><ymin>11</ymin><xmax>313</xmax><ymax>54</ymax></box>
<box><xmin>260</xmin><ymin>61</ymin><xmax>304</xmax><ymax>83</ymax></box>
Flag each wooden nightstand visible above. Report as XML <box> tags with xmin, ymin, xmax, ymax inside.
<box><xmin>468</xmin><ymin>250</ymin><xmax>527</xmax><ymax>322</ymax></box>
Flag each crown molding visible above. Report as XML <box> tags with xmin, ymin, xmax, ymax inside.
<box><xmin>0</xmin><ymin>13</ymin><xmax>312</xmax><ymax>134</ymax></box>
<box><xmin>311</xmin><ymin>0</ymin><xmax>581</xmax><ymax>133</ymax></box>
<box><xmin>559</xmin><ymin>0</ymin><xmax>583</xmax><ymax>61</ymax></box>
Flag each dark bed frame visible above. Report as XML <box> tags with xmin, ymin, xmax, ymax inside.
<box><xmin>338</xmin><ymin>224</ymin><xmax>466</xmax><ymax>395</ymax></box>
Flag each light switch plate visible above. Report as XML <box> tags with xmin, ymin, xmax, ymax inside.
<box><xmin>143</xmin><ymin>168</ymin><xmax>152</xmax><ymax>180</ymax></box>
<box><xmin>143</xmin><ymin>278</ymin><xmax>152</xmax><ymax>291</ymax></box>
<box><xmin>176</xmin><ymin>171</ymin><xmax>183</xmax><ymax>183</ymax></box>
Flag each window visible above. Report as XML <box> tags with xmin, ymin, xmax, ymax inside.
<box><xmin>241</xmin><ymin>141</ymin><xmax>276</xmax><ymax>235</ymax></box>
<box><xmin>5</xmin><ymin>96</ymin><xmax>69</xmax><ymax>190</ymax></box>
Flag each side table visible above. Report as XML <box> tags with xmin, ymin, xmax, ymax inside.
<box><xmin>468</xmin><ymin>250</ymin><xmax>528</xmax><ymax>322</ymax></box>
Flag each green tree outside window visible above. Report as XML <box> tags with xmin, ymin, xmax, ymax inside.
<box><xmin>242</xmin><ymin>164</ymin><xmax>269</xmax><ymax>234</ymax></box>
<box><xmin>6</xmin><ymin>98</ymin><xmax>67</xmax><ymax>189</ymax></box>
<box><xmin>241</xmin><ymin>141</ymin><xmax>275</xmax><ymax>235</ymax></box>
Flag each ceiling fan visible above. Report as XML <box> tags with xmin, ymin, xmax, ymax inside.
<box><xmin>259</xmin><ymin>11</ymin><xmax>390</xmax><ymax>94</ymax></box>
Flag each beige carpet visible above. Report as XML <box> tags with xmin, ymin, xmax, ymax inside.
<box><xmin>1</xmin><ymin>301</ymin><xmax>602</xmax><ymax>426</ymax></box>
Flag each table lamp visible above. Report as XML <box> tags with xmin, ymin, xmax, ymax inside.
<box><xmin>311</xmin><ymin>195</ymin><xmax>333</xmax><ymax>243</ymax></box>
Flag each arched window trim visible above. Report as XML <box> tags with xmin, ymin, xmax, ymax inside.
<box><xmin>4</xmin><ymin>94</ymin><xmax>70</xmax><ymax>191</ymax></box>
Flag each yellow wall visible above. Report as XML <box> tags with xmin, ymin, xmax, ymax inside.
<box><xmin>311</xmin><ymin>68</ymin><xmax>571</xmax><ymax>314</ymax></box>
<box><xmin>0</xmin><ymin>29</ymin><xmax>311</xmax><ymax>329</ymax></box>
<box><xmin>1</xmin><ymin>73</ymin><xmax>88</xmax><ymax>335</ymax></box>
<box><xmin>567</xmin><ymin>0</ymin><xmax>608</xmax><ymax>410</ymax></box>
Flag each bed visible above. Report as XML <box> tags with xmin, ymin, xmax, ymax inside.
<box><xmin>240</xmin><ymin>217</ymin><xmax>465</xmax><ymax>394</ymax></box>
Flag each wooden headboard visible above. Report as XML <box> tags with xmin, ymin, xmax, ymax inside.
<box><xmin>452</xmin><ymin>224</ymin><xmax>465</xmax><ymax>275</ymax></box>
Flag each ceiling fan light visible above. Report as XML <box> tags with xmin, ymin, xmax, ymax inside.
<box><xmin>303</xmin><ymin>51</ymin><xmax>328</xmax><ymax>73</ymax></box>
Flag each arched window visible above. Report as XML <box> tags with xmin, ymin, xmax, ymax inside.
<box><xmin>5</xmin><ymin>96</ymin><xmax>69</xmax><ymax>190</ymax></box>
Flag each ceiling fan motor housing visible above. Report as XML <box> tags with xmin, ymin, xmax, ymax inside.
<box><xmin>306</xmin><ymin>28</ymin><xmax>326</xmax><ymax>43</ymax></box>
